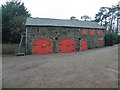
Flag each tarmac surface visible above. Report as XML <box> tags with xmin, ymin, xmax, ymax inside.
<box><xmin>2</xmin><ymin>45</ymin><xmax>119</xmax><ymax>88</ymax></box>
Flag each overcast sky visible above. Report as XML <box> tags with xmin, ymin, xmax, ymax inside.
<box><xmin>0</xmin><ymin>0</ymin><xmax>120</xmax><ymax>20</ymax></box>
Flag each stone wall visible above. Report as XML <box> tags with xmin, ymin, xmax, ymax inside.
<box><xmin>26</xmin><ymin>26</ymin><xmax>105</xmax><ymax>54</ymax></box>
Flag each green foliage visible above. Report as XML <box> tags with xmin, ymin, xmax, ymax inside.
<box><xmin>105</xmin><ymin>31</ymin><xmax>119</xmax><ymax>46</ymax></box>
<box><xmin>2</xmin><ymin>0</ymin><xmax>31</xmax><ymax>43</ymax></box>
<box><xmin>95</xmin><ymin>4</ymin><xmax>120</xmax><ymax>46</ymax></box>
<box><xmin>105</xmin><ymin>32</ymin><xmax>113</xmax><ymax>46</ymax></box>
<box><xmin>95</xmin><ymin>5</ymin><xmax>120</xmax><ymax>33</ymax></box>
<box><xmin>118</xmin><ymin>36</ymin><xmax>120</xmax><ymax>44</ymax></box>
<box><xmin>112</xmin><ymin>32</ymin><xmax>118</xmax><ymax>44</ymax></box>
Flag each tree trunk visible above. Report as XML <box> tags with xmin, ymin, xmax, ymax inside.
<box><xmin>109</xmin><ymin>16</ymin><xmax>113</xmax><ymax>33</ymax></box>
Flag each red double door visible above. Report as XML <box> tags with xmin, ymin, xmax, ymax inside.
<box><xmin>32</xmin><ymin>38</ymin><xmax>52</xmax><ymax>54</ymax></box>
<box><xmin>58</xmin><ymin>38</ymin><xmax>76</xmax><ymax>53</ymax></box>
<box><xmin>81</xmin><ymin>39</ymin><xmax>87</xmax><ymax>51</ymax></box>
<box><xmin>32</xmin><ymin>38</ymin><xmax>87</xmax><ymax>54</ymax></box>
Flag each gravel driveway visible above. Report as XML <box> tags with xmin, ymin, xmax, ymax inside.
<box><xmin>2</xmin><ymin>45</ymin><xmax>118</xmax><ymax>88</ymax></box>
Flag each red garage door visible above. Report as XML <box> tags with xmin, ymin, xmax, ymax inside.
<box><xmin>81</xmin><ymin>39</ymin><xmax>87</xmax><ymax>51</ymax></box>
<box><xmin>32</xmin><ymin>38</ymin><xmax>52</xmax><ymax>54</ymax></box>
<box><xmin>58</xmin><ymin>38</ymin><xmax>75</xmax><ymax>53</ymax></box>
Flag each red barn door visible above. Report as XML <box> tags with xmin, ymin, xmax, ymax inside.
<box><xmin>81</xmin><ymin>39</ymin><xmax>87</xmax><ymax>51</ymax></box>
<box><xmin>58</xmin><ymin>38</ymin><xmax>75</xmax><ymax>53</ymax></box>
<box><xmin>32</xmin><ymin>38</ymin><xmax>52</xmax><ymax>54</ymax></box>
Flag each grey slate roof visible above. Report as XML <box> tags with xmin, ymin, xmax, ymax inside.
<box><xmin>26</xmin><ymin>17</ymin><xmax>105</xmax><ymax>29</ymax></box>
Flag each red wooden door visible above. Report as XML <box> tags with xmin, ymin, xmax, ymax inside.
<box><xmin>32</xmin><ymin>38</ymin><xmax>52</xmax><ymax>54</ymax></box>
<box><xmin>58</xmin><ymin>38</ymin><xmax>75</xmax><ymax>53</ymax></box>
<box><xmin>99</xmin><ymin>39</ymin><xmax>102</xmax><ymax>46</ymax></box>
<box><xmin>81</xmin><ymin>39</ymin><xmax>87</xmax><ymax>51</ymax></box>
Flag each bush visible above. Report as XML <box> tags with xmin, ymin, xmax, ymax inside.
<box><xmin>2</xmin><ymin>44</ymin><xmax>19</xmax><ymax>54</ymax></box>
<box><xmin>118</xmin><ymin>36</ymin><xmax>120</xmax><ymax>44</ymax></box>
<box><xmin>105</xmin><ymin>33</ymin><xmax>113</xmax><ymax>46</ymax></box>
<box><xmin>105</xmin><ymin>32</ymin><xmax>118</xmax><ymax>46</ymax></box>
<box><xmin>112</xmin><ymin>32</ymin><xmax>118</xmax><ymax>44</ymax></box>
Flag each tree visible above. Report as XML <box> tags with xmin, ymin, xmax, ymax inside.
<box><xmin>95</xmin><ymin>4</ymin><xmax>120</xmax><ymax>45</ymax></box>
<box><xmin>70</xmin><ymin>16</ymin><xmax>78</xmax><ymax>20</ymax></box>
<box><xmin>2</xmin><ymin>0</ymin><xmax>31</xmax><ymax>43</ymax></box>
<box><xmin>108</xmin><ymin>5</ymin><xmax>118</xmax><ymax>32</ymax></box>
<box><xmin>115</xmin><ymin>4</ymin><xmax>120</xmax><ymax>35</ymax></box>
<box><xmin>81</xmin><ymin>15</ymin><xmax>91</xmax><ymax>21</ymax></box>
<box><xmin>95</xmin><ymin>5</ymin><xmax>120</xmax><ymax>33</ymax></box>
<box><xmin>95</xmin><ymin>7</ymin><xmax>109</xmax><ymax>28</ymax></box>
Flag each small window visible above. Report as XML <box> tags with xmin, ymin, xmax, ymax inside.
<box><xmin>97</xmin><ymin>30</ymin><xmax>102</xmax><ymax>35</ymax></box>
<box><xmin>82</xmin><ymin>29</ymin><xmax>87</xmax><ymax>34</ymax></box>
<box><xmin>79</xmin><ymin>38</ymin><xmax>81</xmax><ymax>40</ymax></box>
<box><xmin>55</xmin><ymin>37</ymin><xmax>58</xmax><ymax>40</ymax></box>
<box><xmin>33</xmin><ymin>34</ymin><xmax>35</xmax><ymax>36</ymax></box>
<box><xmin>90</xmin><ymin>30</ymin><xmax>95</xmax><ymax>35</ymax></box>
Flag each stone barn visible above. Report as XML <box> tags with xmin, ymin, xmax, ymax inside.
<box><xmin>24</xmin><ymin>17</ymin><xmax>105</xmax><ymax>55</ymax></box>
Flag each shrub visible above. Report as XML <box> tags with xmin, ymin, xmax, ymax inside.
<box><xmin>118</xmin><ymin>35</ymin><xmax>120</xmax><ymax>44</ymax></box>
<box><xmin>112</xmin><ymin>32</ymin><xmax>118</xmax><ymax>44</ymax></box>
<box><xmin>105</xmin><ymin>32</ymin><xmax>118</xmax><ymax>46</ymax></box>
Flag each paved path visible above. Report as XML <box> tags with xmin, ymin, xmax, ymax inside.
<box><xmin>2</xmin><ymin>45</ymin><xmax>119</xmax><ymax>88</ymax></box>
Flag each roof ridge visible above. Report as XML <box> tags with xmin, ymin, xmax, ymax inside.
<box><xmin>28</xmin><ymin>17</ymin><xmax>92</xmax><ymax>22</ymax></box>
<box><xmin>26</xmin><ymin>17</ymin><xmax>105</xmax><ymax>29</ymax></box>
<box><xmin>28</xmin><ymin>17</ymin><xmax>70</xmax><ymax>21</ymax></box>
